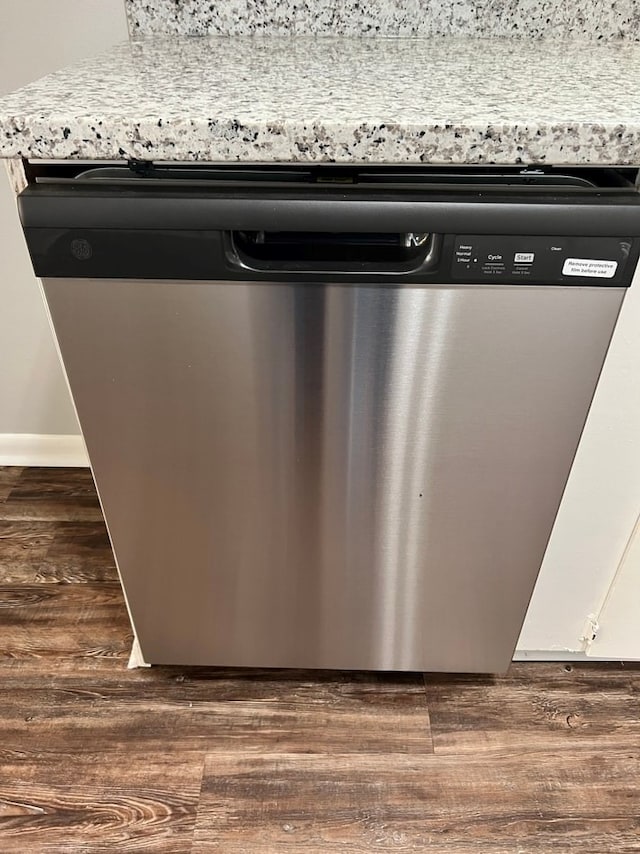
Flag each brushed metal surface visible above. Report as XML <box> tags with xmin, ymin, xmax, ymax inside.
<box><xmin>43</xmin><ymin>278</ymin><xmax>624</xmax><ymax>671</ymax></box>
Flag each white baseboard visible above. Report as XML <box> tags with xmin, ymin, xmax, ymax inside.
<box><xmin>0</xmin><ymin>433</ymin><xmax>89</xmax><ymax>467</ymax></box>
<box><xmin>127</xmin><ymin>636</ymin><xmax>150</xmax><ymax>669</ymax></box>
<box><xmin>515</xmin><ymin>649</ymin><xmax>634</xmax><ymax>662</ymax></box>
<box><xmin>513</xmin><ymin>649</ymin><xmax>587</xmax><ymax>661</ymax></box>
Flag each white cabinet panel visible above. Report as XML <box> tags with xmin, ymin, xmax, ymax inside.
<box><xmin>518</xmin><ymin>267</ymin><xmax>640</xmax><ymax>654</ymax></box>
<box><xmin>587</xmin><ymin>514</ymin><xmax>640</xmax><ymax>658</ymax></box>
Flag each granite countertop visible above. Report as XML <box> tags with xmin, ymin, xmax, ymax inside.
<box><xmin>1</xmin><ymin>35</ymin><xmax>640</xmax><ymax>165</ymax></box>
<box><xmin>124</xmin><ymin>0</ymin><xmax>640</xmax><ymax>40</ymax></box>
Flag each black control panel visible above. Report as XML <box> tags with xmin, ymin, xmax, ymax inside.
<box><xmin>451</xmin><ymin>236</ymin><xmax>633</xmax><ymax>285</ymax></box>
<box><xmin>17</xmin><ymin>179</ymin><xmax>640</xmax><ymax>284</ymax></box>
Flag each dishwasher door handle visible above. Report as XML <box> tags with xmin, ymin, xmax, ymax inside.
<box><xmin>18</xmin><ymin>186</ymin><xmax>640</xmax><ymax>237</ymax></box>
<box><xmin>226</xmin><ymin>230</ymin><xmax>441</xmax><ymax>275</ymax></box>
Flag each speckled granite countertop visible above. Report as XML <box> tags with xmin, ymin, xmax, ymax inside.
<box><xmin>125</xmin><ymin>0</ymin><xmax>640</xmax><ymax>40</ymax></box>
<box><xmin>2</xmin><ymin>36</ymin><xmax>640</xmax><ymax>165</ymax></box>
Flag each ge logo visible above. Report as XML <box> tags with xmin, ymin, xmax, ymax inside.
<box><xmin>70</xmin><ymin>238</ymin><xmax>92</xmax><ymax>261</ymax></box>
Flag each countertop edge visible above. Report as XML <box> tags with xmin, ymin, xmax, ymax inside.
<box><xmin>2</xmin><ymin>115</ymin><xmax>640</xmax><ymax>165</ymax></box>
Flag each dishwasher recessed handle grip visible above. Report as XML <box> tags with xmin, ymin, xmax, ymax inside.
<box><xmin>227</xmin><ymin>230</ymin><xmax>439</xmax><ymax>275</ymax></box>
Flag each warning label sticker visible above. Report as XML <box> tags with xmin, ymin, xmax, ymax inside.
<box><xmin>562</xmin><ymin>258</ymin><xmax>618</xmax><ymax>279</ymax></box>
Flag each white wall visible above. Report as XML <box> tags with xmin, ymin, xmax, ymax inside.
<box><xmin>0</xmin><ymin>0</ymin><xmax>128</xmax><ymax>435</ymax></box>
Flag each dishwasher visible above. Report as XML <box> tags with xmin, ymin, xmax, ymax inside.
<box><xmin>17</xmin><ymin>162</ymin><xmax>640</xmax><ymax>672</ymax></box>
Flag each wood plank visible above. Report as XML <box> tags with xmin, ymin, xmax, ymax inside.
<box><xmin>192</xmin><ymin>750</ymin><xmax>640</xmax><ymax>853</ymax></box>
<box><xmin>2</xmin><ymin>467</ymin><xmax>103</xmax><ymax>521</ymax></box>
<box><xmin>37</xmin><ymin>521</ymin><xmax>118</xmax><ymax>583</ymax></box>
<box><xmin>7</xmin><ymin>467</ymin><xmax>98</xmax><ymax>505</ymax></box>
<box><xmin>0</xmin><ymin>521</ymin><xmax>58</xmax><ymax>583</ymax></box>
<box><xmin>0</xmin><ymin>467</ymin><xmax>22</xmax><ymax>503</ymax></box>
<box><xmin>0</xmin><ymin>753</ymin><xmax>203</xmax><ymax>853</ymax></box>
<box><xmin>424</xmin><ymin>662</ymin><xmax>640</xmax><ymax>755</ymax></box>
<box><xmin>0</xmin><ymin>582</ymin><xmax>132</xmax><ymax>661</ymax></box>
<box><xmin>0</xmin><ymin>668</ymin><xmax>432</xmax><ymax>756</ymax></box>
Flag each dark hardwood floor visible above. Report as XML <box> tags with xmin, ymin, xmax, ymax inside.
<box><xmin>0</xmin><ymin>466</ymin><xmax>639</xmax><ymax>852</ymax></box>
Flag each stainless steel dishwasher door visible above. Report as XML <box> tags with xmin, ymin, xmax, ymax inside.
<box><xmin>43</xmin><ymin>278</ymin><xmax>624</xmax><ymax>671</ymax></box>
